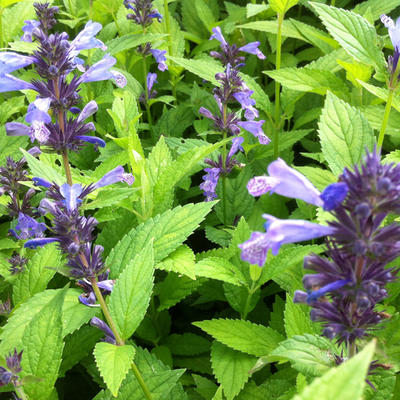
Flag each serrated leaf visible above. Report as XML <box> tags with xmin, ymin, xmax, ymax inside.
<box><xmin>311</xmin><ymin>3</ymin><xmax>384</xmax><ymax>70</ymax></box>
<box><xmin>211</xmin><ymin>341</ymin><xmax>256</xmax><ymax>400</ymax></box>
<box><xmin>318</xmin><ymin>92</ymin><xmax>374</xmax><ymax>176</ymax></box>
<box><xmin>194</xmin><ymin>318</ymin><xmax>283</xmax><ymax>357</ymax></box>
<box><xmin>13</xmin><ymin>243</ymin><xmax>61</xmax><ymax>305</ymax></box>
<box><xmin>238</xmin><ymin>20</ymin><xmax>306</xmax><ymax>41</ymax></box>
<box><xmin>292</xmin><ymin>341</ymin><xmax>375</xmax><ymax>400</ymax></box>
<box><xmin>353</xmin><ymin>0</ymin><xmax>400</xmax><ymax>21</ymax></box>
<box><xmin>156</xmin><ymin>245</ymin><xmax>196</xmax><ymax>280</ymax></box>
<box><xmin>109</xmin><ymin>243</ymin><xmax>154</xmax><ymax>340</ymax></box>
<box><xmin>20</xmin><ymin>149</ymin><xmax>64</xmax><ymax>185</ymax></box>
<box><xmin>21</xmin><ymin>289</ymin><xmax>66</xmax><ymax>400</ymax></box>
<box><xmin>269</xmin><ymin>334</ymin><xmax>338</xmax><ymax>377</ymax></box>
<box><xmin>166</xmin><ymin>333</ymin><xmax>211</xmax><ymax>356</ymax></box>
<box><xmin>265</xmin><ymin>68</ymin><xmax>349</xmax><ymax>98</ymax></box>
<box><xmin>94</xmin><ymin>343</ymin><xmax>135</xmax><ymax>397</ymax></box>
<box><xmin>195</xmin><ymin>257</ymin><xmax>247</xmax><ymax>286</ymax></box>
<box><xmin>284</xmin><ymin>294</ymin><xmax>318</xmax><ymax>338</ymax></box>
<box><xmin>269</xmin><ymin>0</ymin><xmax>299</xmax><ymax>14</ymax></box>
<box><xmin>146</xmin><ymin>136</ymin><xmax>173</xmax><ymax>187</ymax></box>
<box><xmin>106</xmin><ymin>202</ymin><xmax>215</xmax><ymax>278</ymax></box>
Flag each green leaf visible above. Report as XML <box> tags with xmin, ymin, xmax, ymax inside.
<box><xmin>269</xmin><ymin>334</ymin><xmax>338</xmax><ymax>377</ymax></box>
<box><xmin>20</xmin><ymin>149</ymin><xmax>64</xmax><ymax>185</ymax></box>
<box><xmin>146</xmin><ymin>136</ymin><xmax>173</xmax><ymax>188</ymax></box>
<box><xmin>156</xmin><ymin>245</ymin><xmax>196</xmax><ymax>280</ymax></box>
<box><xmin>94</xmin><ymin>343</ymin><xmax>135</xmax><ymax>397</ymax></box>
<box><xmin>166</xmin><ymin>333</ymin><xmax>211</xmax><ymax>356</ymax></box>
<box><xmin>193</xmin><ymin>318</ymin><xmax>283</xmax><ymax>357</ymax></box>
<box><xmin>318</xmin><ymin>92</ymin><xmax>374</xmax><ymax>176</ymax></box>
<box><xmin>194</xmin><ymin>0</ymin><xmax>215</xmax><ymax>31</ymax></box>
<box><xmin>13</xmin><ymin>243</ymin><xmax>61</xmax><ymax>305</ymax></box>
<box><xmin>357</xmin><ymin>81</ymin><xmax>400</xmax><ymax>112</ymax></box>
<box><xmin>211</xmin><ymin>341</ymin><xmax>256</xmax><ymax>400</ymax></box>
<box><xmin>238</xmin><ymin>20</ymin><xmax>306</xmax><ymax>41</ymax></box>
<box><xmin>195</xmin><ymin>257</ymin><xmax>247</xmax><ymax>286</ymax></box>
<box><xmin>0</xmin><ymin>128</ymin><xmax>27</xmax><ymax>165</ymax></box>
<box><xmin>265</xmin><ymin>68</ymin><xmax>349</xmax><ymax>98</ymax></box>
<box><xmin>353</xmin><ymin>0</ymin><xmax>400</xmax><ymax>21</ymax></box>
<box><xmin>294</xmin><ymin>167</ymin><xmax>337</xmax><ymax>192</ymax></box>
<box><xmin>284</xmin><ymin>294</ymin><xmax>318</xmax><ymax>338</ymax></box>
<box><xmin>21</xmin><ymin>289</ymin><xmax>66</xmax><ymax>400</ymax></box>
<box><xmin>269</xmin><ymin>0</ymin><xmax>299</xmax><ymax>14</ymax></box>
<box><xmin>109</xmin><ymin>242</ymin><xmax>154</xmax><ymax>340</ymax></box>
<box><xmin>292</xmin><ymin>341</ymin><xmax>375</xmax><ymax>400</ymax></box>
<box><xmin>310</xmin><ymin>3</ymin><xmax>385</xmax><ymax>70</ymax></box>
<box><xmin>106</xmin><ymin>202</ymin><xmax>215</xmax><ymax>278</ymax></box>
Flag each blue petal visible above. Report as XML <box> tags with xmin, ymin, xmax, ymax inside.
<box><xmin>24</xmin><ymin>238</ymin><xmax>59</xmax><ymax>249</ymax></box>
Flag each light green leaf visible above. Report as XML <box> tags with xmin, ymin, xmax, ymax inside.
<box><xmin>109</xmin><ymin>243</ymin><xmax>154</xmax><ymax>340</ymax></box>
<box><xmin>195</xmin><ymin>257</ymin><xmax>247</xmax><ymax>286</ymax></box>
<box><xmin>94</xmin><ymin>343</ymin><xmax>135</xmax><ymax>397</ymax></box>
<box><xmin>318</xmin><ymin>92</ymin><xmax>374</xmax><ymax>176</ymax></box>
<box><xmin>284</xmin><ymin>294</ymin><xmax>318</xmax><ymax>338</ymax></box>
<box><xmin>294</xmin><ymin>166</ymin><xmax>337</xmax><ymax>192</ymax></box>
<box><xmin>211</xmin><ymin>342</ymin><xmax>256</xmax><ymax>400</ymax></box>
<box><xmin>106</xmin><ymin>202</ymin><xmax>215</xmax><ymax>278</ymax></box>
<box><xmin>0</xmin><ymin>0</ymin><xmax>22</xmax><ymax>7</ymax></box>
<box><xmin>194</xmin><ymin>0</ymin><xmax>215</xmax><ymax>31</ymax></box>
<box><xmin>269</xmin><ymin>334</ymin><xmax>338</xmax><ymax>377</ymax></box>
<box><xmin>238</xmin><ymin>20</ymin><xmax>305</xmax><ymax>41</ymax></box>
<box><xmin>265</xmin><ymin>68</ymin><xmax>349</xmax><ymax>98</ymax></box>
<box><xmin>146</xmin><ymin>135</ymin><xmax>173</xmax><ymax>187</ymax></box>
<box><xmin>310</xmin><ymin>3</ymin><xmax>385</xmax><ymax>70</ymax></box>
<box><xmin>156</xmin><ymin>245</ymin><xmax>196</xmax><ymax>280</ymax></box>
<box><xmin>353</xmin><ymin>0</ymin><xmax>400</xmax><ymax>21</ymax></box>
<box><xmin>20</xmin><ymin>149</ymin><xmax>64</xmax><ymax>185</ymax></box>
<box><xmin>193</xmin><ymin>318</ymin><xmax>284</xmax><ymax>357</ymax></box>
<box><xmin>269</xmin><ymin>0</ymin><xmax>299</xmax><ymax>14</ymax></box>
<box><xmin>13</xmin><ymin>243</ymin><xmax>61</xmax><ymax>305</ymax></box>
<box><xmin>357</xmin><ymin>81</ymin><xmax>400</xmax><ymax>112</ymax></box>
<box><xmin>292</xmin><ymin>341</ymin><xmax>375</xmax><ymax>400</ymax></box>
<box><xmin>21</xmin><ymin>289</ymin><xmax>66</xmax><ymax>400</ymax></box>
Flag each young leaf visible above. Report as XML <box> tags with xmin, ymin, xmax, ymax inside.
<box><xmin>318</xmin><ymin>92</ymin><xmax>374</xmax><ymax>176</ymax></box>
<box><xmin>21</xmin><ymin>289</ymin><xmax>66</xmax><ymax>400</ymax></box>
<box><xmin>106</xmin><ymin>202</ymin><xmax>215</xmax><ymax>278</ymax></box>
<box><xmin>269</xmin><ymin>0</ymin><xmax>299</xmax><ymax>15</ymax></box>
<box><xmin>211</xmin><ymin>341</ymin><xmax>257</xmax><ymax>400</ymax></box>
<box><xmin>94</xmin><ymin>342</ymin><xmax>136</xmax><ymax>397</ymax></box>
<box><xmin>13</xmin><ymin>243</ymin><xmax>61</xmax><ymax>305</ymax></box>
<box><xmin>193</xmin><ymin>318</ymin><xmax>284</xmax><ymax>357</ymax></box>
<box><xmin>108</xmin><ymin>242</ymin><xmax>154</xmax><ymax>340</ymax></box>
<box><xmin>156</xmin><ymin>245</ymin><xmax>196</xmax><ymax>280</ymax></box>
<box><xmin>292</xmin><ymin>341</ymin><xmax>376</xmax><ymax>400</ymax></box>
<box><xmin>269</xmin><ymin>334</ymin><xmax>338</xmax><ymax>377</ymax></box>
<box><xmin>311</xmin><ymin>3</ymin><xmax>385</xmax><ymax>70</ymax></box>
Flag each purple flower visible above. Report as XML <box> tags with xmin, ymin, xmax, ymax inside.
<box><xmin>238</xmin><ymin>42</ymin><xmax>266</xmax><ymax>60</ymax></box>
<box><xmin>124</xmin><ymin>0</ymin><xmax>163</xmax><ymax>27</ymax></box>
<box><xmin>94</xmin><ymin>166</ymin><xmax>135</xmax><ymax>189</ymax></box>
<box><xmin>26</xmin><ymin>97</ymin><xmax>52</xmax><ymax>124</ymax></box>
<box><xmin>24</xmin><ymin>237</ymin><xmax>60</xmax><ymax>249</ymax></box>
<box><xmin>0</xmin><ymin>52</ymin><xmax>35</xmax><ymax>75</ymax></box>
<box><xmin>233</xmin><ymin>90</ymin><xmax>259</xmax><ymax>120</ymax></box>
<box><xmin>70</xmin><ymin>20</ymin><xmax>107</xmax><ymax>53</ymax></box>
<box><xmin>0</xmin><ymin>74</ymin><xmax>34</xmax><ymax>93</ymax></box>
<box><xmin>381</xmin><ymin>14</ymin><xmax>400</xmax><ymax>50</ymax></box>
<box><xmin>0</xmin><ymin>349</ymin><xmax>22</xmax><ymax>387</ymax></box>
<box><xmin>210</xmin><ymin>27</ymin><xmax>228</xmax><ymax>49</ymax></box>
<box><xmin>75</xmin><ymin>135</ymin><xmax>106</xmax><ymax>148</ymax></box>
<box><xmin>60</xmin><ymin>183</ymin><xmax>83</xmax><ymax>211</ymax></box>
<box><xmin>305</xmin><ymin>279</ymin><xmax>351</xmax><ymax>303</ymax></box>
<box><xmin>78</xmin><ymin>271</ymin><xmax>114</xmax><ymax>307</ymax></box>
<box><xmin>200</xmin><ymin>167</ymin><xmax>220</xmax><ymax>201</ymax></box>
<box><xmin>80</xmin><ymin>54</ymin><xmax>127</xmax><ymax>88</ymax></box>
<box><xmin>320</xmin><ymin>182</ymin><xmax>349</xmax><ymax>211</ymax></box>
<box><xmin>150</xmin><ymin>49</ymin><xmax>168</xmax><ymax>71</ymax></box>
<box><xmin>21</xmin><ymin>19</ymin><xmax>41</xmax><ymax>42</ymax></box>
<box><xmin>90</xmin><ymin>317</ymin><xmax>116</xmax><ymax>344</ymax></box>
<box><xmin>228</xmin><ymin>136</ymin><xmax>244</xmax><ymax>159</ymax></box>
<box><xmin>147</xmin><ymin>72</ymin><xmax>157</xmax><ymax>93</ymax></box>
<box><xmin>238</xmin><ymin>215</ymin><xmax>336</xmax><ymax>267</ymax></box>
<box><xmin>237</xmin><ymin>120</ymin><xmax>269</xmax><ymax>145</ymax></box>
<box><xmin>33</xmin><ymin>177</ymin><xmax>52</xmax><ymax>188</ymax></box>
<box><xmin>9</xmin><ymin>212</ymin><xmax>47</xmax><ymax>240</ymax></box>
<box><xmin>76</xmin><ymin>100</ymin><xmax>98</xmax><ymax>124</ymax></box>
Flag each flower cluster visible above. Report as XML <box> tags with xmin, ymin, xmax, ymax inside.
<box><xmin>240</xmin><ymin>149</ymin><xmax>400</xmax><ymax>349</ymax></box>
<box><xmin>0</xmin><ymin>350</ymin><xmax>23</xmax><ymax>387</ymax></box>
<box><xmin>198</xmin><ymin>27</ymin><xmax>269</xmax><ymax>201</ymax></box>
<box><xmin>381</xmin><ymin>14</ymin><xmax>400</xmax><ymax>87</ymax></box>
<box><xmin>4</xmin><ymin>3</ymin><xmax>126</xmax><ymax>153</ymax></box>
<box><xmin>25</xmin><ymin>166</ymin><xmax>134</xmax><ymax>280</ymax></box>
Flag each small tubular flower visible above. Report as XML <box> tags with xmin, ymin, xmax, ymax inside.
<box><xmin>0</xmin><ymin>52</ymin><xmax>35</xmax><ymax>75</ymax></box>
<box><xmin>381</xmin><ymin>14</ymin><xmax>400</xmax><ymax>50</ymax></box>
<box><xmin>70</xmin><ymin>20</ymin><xmax>107</xmax><ymax>53</ymax></box>
<box><xmin>150</xmin><ymin>49</ymin><xmax>168</xmax><ymax>71</ymax></box>
<box><xmin>0</xmin><ymin>74</ymin><xmax>34</xmax><ymax>93</ymax></box>
<box><xmin>21</xmin><ymin>19</ymin><xmax>41</xmax><ymax>42</ymax></box>
<box><xmin>9</xmin><ymin>212</ymin><xmax>47</xmax><ymax>240</ymax></box>
<box><xmin>237</xmin><ymin>120</ymin><xmax>269</xmax><ymax>145</ymax></box>
<box><xmin>90</xmin><ymin>317</ymin><xmax>116</xmax><ymax>344</ymax></box>
<box><xmin>238</xmin><ymin>42</ymin><xmax>266</xmax><ymax>60</ymax></box>
<box><xmin>94</xmin><ymin>166</ymin><xmax>135</xmax><ymax>189</ymax></box>
<box><xmin>239</xmin><ymin>215</ymin><xmax>336</xmax><ymax>267</ymax></box>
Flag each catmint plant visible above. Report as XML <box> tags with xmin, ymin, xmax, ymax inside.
<box><xmin>199</xmin><ymin>27</ymin><xmax>268</xmax><ymax>213</ymax></box>
<box><xmin>240</xmin><ymin>148</ymin><xmax>399</xmax><ymax>362</ymax></box>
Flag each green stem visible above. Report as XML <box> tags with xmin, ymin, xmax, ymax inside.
<box><xmin>112</xmin><ymin>12</ymin><xmax>121</xmax><ymax>35</ymax></box>
<box><xmin>131</xmin><ymin>362</ymin><xmax>154</xmax><ymax>400</ymax></box>
<box><xmin>377</xmin><ymin>89</ymin><xmax>394</xmax><ymax>149</ymax></box>
<box><xmin>221</xmin><ymin>104</ymin><xmax>228</xmax><ymax>226</ymax></box>
<box><xmin>62</xmin><ymin>151</ymin><xmax>73</xmax><ymax>185</ymax></box>
<box><xmin>0</xmin><ymin>8</ymin><xmax>3</xmax><ymax>49</ymax></box>
<box><xmin>90</xmin><ymin>279</ymin><xmax>153</xmax><ymax>400</ymax></box>
<box><xmin>274</xmin><ymin>13</ymin><xmax>284</xmax><ymax>159</ymax></box>
<box><xmin>242</xmin><ymin>281</ymin><xmax>257</xmax><ymax>320</ymax></box>
<box><xmin>15</xmin><ymin>386</ymin><xmax>28</xmax><ymax>400</ymax></box>
<box><xmin>331</xmin><ymin>0</ymin><xmax>336</xmax><ymax>6</ymax></box>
